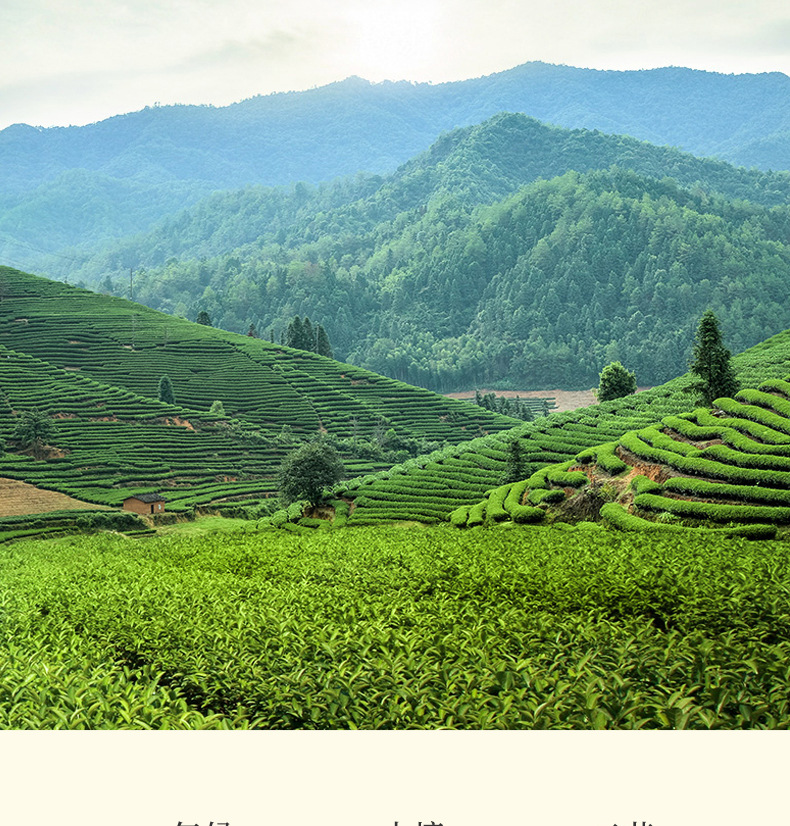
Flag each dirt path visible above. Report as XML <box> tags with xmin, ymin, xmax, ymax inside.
<box><xmin>0</xmin><ymin>478</ymin><xmax>109</xmax><ymax>517</ymax></box>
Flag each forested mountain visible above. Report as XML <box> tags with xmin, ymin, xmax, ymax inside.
<box><xmin>4</xmin><ymin>62</ymin><xmax>790</xmax><ymax>273</ymax></box>
<box><xmin>65</xmin><ymin>112</ymin><xmax>790</xmax><ymax>284</ymax></box>
<box><xmin>64</xmin><ymin>114</ymin><xmax>790</xmax><ymax>391</ymax></box>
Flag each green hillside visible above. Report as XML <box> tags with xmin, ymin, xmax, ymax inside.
<box><xmin>446</xmin><ymin>371</ymin><xmax>790</xmax><ymax>538</ymax></box>
<box><xmin>0</xmin><ymin>266</ymin><xmax>516</xmax><ymax>509</ymax></box>
<box><xmin>6</xmin><ymin>62</ymin><xmax>790</xmax><ymax>278</ymax></box>
<box><xmin>73</xmin><ymin>112</ymin><xmax>790</xmax><ymax>282</ymax></box>
<box><xmin>69</xmin><ymin>117</ymin><xmax>790</xmax><ymax>391</ymax></box>
<box><xmin>339</xmin><ymin>328</ymin><xmax>790</xmax><ymax>525</ymax></box>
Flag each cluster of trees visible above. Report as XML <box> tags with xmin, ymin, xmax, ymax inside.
<box><xmin>596</xmin><ymin>310</ymin><xmax>738</xmax><ymax>406</ymax></box>
<box><xmin>473</xmin><ymin>390</ymin><xmax>548</xmax><ymax>421</ymax></box>
<box><xmin>283</xmin><ymin>316</ymin><xmax>333</xmax><ymax>357</ymax></box>
<box><xmin>0</xmin><ymin>409</ymin><xmax>57</xmax><ymax>459</ymax></box>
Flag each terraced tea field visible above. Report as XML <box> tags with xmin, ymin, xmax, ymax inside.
<box><xmin>440</xmin><ymin>372</ymin><xmax>790</xmax><ymax>537</ymax></box>
<box><xmin>341</xmin><ymin>327</ymin><xmax>790</xmax><ymax>525</ymax></box>
<box><xmin>0</xmin><ymin>266</ymin><xmax>518</xmax><ymax>511</ymax></box>
<box><xmin>0</xmin><ymin>267</ymin><xmax>516</xmax><ymax>442</ymax></box>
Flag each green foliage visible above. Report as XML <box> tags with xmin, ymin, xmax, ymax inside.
<box><xmin>277</xmin><ymin>441</ymin><xmax>345</xmax><ymax>507</ymax></box>
<box><xmin>576</xmin><ymin>442</ymin><xmax>628</xmax><ymax>475</ymax></box>
<box><xmin>285</xmin><ymin>316</ymin><xmax>333</xmax><ymax>357</ymax></box>
<box><xmin>196</xmin><ymin>311</ymin><xmax>212</xmax><ymax>326</ymax></box>
<box><xmin>0</xmin><ymin>267</ymin><xmax>515</xmax><ymax>509</ymax></box>
<box><xmin>49</xmin><ymin>112</ymin><xmax>790</xmax><ymax>392</ymax></box>
<box><xmin>689</xmin><ymin>310</ymin><xmax>739</xmax><ymax>406</ymax></box>
<box><xmin>12</xmin><ymin>409</ymin><xmax>55</xmax><ymax>459</ymax></box>
<box><xmin>209</xmin><ymin>400</ymin><xmax>226</xmax><ymax>416</ymax></box>
<box><xmin>597</xmin><ymin>362</ymin><xmax>637</xmax><ymax>402</ymax></box>
<box><xmin>315</xmin><ymin>325</ymin><xmax>333</xmax><ymax>359</ymax></box>
<box><xmin>3</xmin><ymin>524</ymin><xmax>790</xmax><ymax>728</ymax></box>
<box><xmin>600</xmin><ymin>503</ymin><xmax>776</xmax><ymax>539</ymax></box>
<box><xmin>157</xmin><ymin>375</ymin><xmax>175</xmax><ymax>405</ymax></box>
<box><xmin>502</xmin><ymin>438</ymin><xmax>528</xmax><ymax>483</ymax></box>
<box><xmin>474</xmin><ymin>391</ymin><xmax>543</xmax><ymax>421</ymax></box>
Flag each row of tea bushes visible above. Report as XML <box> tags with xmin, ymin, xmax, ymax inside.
<box><xmin>342</xmin><ymin>327</ymin><xmax>790</xmax><ymax>525</ymax></box>
<box><xmin>2</xmin><ymin>524</ymin><xmax>789</xmax><ymax>728</ymax></box>
<box><xmin>448</xmin><ymin>374</ymin><xmax>790</xmax><ymax>533</ymax></box>
<box><xmin>0</xmin><ymin>267</ymin><xmax>517</xmax><ymax>447</ymax></box>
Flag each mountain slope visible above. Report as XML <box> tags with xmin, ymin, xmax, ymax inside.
<box><xmin>73</xmin><ymin>112</ymin><xmax>790</xmax><ymax>283</ymax></box>
<box><xmin>84</xmin><ymin>137</ymin><xmax>790</xmax><ymax>390</ymax></box>
<box><xmin>0</xmin><ymin>266</ymin><xmax>518</xmax><ymax>507</ymax></box>
<box><xmin>4</xmin><ymin>63</ymin><xmax>790</xmax><ymax>273</ymax></box>
<box><xmin>338</xmin><ymin>327</ymin><xmax>790</xmax><ymax>525</ymax></box>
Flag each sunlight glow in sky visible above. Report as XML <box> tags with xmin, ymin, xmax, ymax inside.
<box><xmin>1</xmin><ymin>0</ymin><xmax>789</xmax><ymax>130</ymax></box>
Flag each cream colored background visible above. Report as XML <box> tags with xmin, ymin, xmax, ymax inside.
<box><xmin>0</xmin><ymin>732</ymin><xmax>782</xmax><ymax>826</ymax></box>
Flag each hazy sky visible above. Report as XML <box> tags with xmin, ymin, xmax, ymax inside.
<box><xmin>1</xmin><ymin>0</ymin><xmax>789</xmax><ymax>131</ymax></box>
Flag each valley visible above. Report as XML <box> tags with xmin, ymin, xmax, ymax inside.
<box><xmin>3</xmin><ymin>62</ymin><xmax>790</xmax><ymax>730</ymax></box>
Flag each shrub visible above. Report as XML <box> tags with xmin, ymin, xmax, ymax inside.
<box><xmin>449</xmin><ymin>505</ymin><xmax>471</xmax><ymax>528</ymax></box>
<box><xmin>509</xmin><ymin>504</ymin><xmax>545</xmax><ymax>524</ymax></box>
<box><xmin>597</xmin><ymin>361</ymin><xmax>637</xmax><ymax>402</ymax></box>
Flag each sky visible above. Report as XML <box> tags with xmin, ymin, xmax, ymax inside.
<box><xmin>1</xmin><ymin>0</ymin><xmax>790</xmax><ymax>131</ymax></box>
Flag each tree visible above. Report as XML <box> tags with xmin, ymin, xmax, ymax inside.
<box><xmin>285</xmin><ymin>316</ymin><xmax>304</xmax><ymax>349</ymax></box>
<box><xmin>688</xmin><ymin>310</ymin><xmax>739</xmax><ymax>406</ymax></box>
<box><xmin>597</xmin><ymin>361</ymin><xmax>637</xmax><ymax>402</ymax></box>
<box><xmin>12</xmin><ymin>410</ymin><xmax>55</xmax><ymax>459</ymax></box>
<box><xmin>209</xmin><ymin>400</ymin><xmax>226</xmax><ymax>416</ymax></box>
<box><xmin>158</xmin><ymin>375</ymin><xmax>176</xmax><ymax>405</ymax></box>
<box><xmin>302</xmin><ymin>317</ymin><xmax>315</xmax><ymax>351</ymax></box>
<box><xmin>277</xmin><ymin>440</ymin><xmax>345</xmax><ymax>507</ymax></box>
<box><xmin>196</xmin><ymin>310</ymin><xmax>212</xmax><ymax>326</ymax></box>
<box><xmin>315</xmin><ymin>325</ymin><xmax>333</xmax><ymax>358</ymax></box>
<box><xmin>247</xmin><ymin>323</ymin><xmax>258</xmax><ymax>338</ymax></box>
<box><xmin>502</xmin><ymin>438</ymin><xmax>528</xmax><ymax>483</ymax></box>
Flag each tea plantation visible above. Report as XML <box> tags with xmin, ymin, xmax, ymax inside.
<box><xmin>0</xmin><ymin>266</ymin><xmax>517</xmax><ymax>511</ymax></box>
<box><xmin>1</xmin><ymin>524</ymin><xmax>788</xmax><ymax>729</ymax></box>
<box><xmin>341</xmin><ymin>327</ymin><xmax>790</xmax><ymax>525</ymax></box>
<box><xmin>444</xmin><ymin>373</ymin><xmax>790</xmax><ymax>535</ymax></box>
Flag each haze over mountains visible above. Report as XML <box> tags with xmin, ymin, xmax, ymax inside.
<box><xmin>4</xmin><ymin>61</ymin><xmax>790</xmax><ymax>391</ymax></box>
<box><xmin>4</xmin><ymin>62</ymin><xmax>790</xmax><ymax>266</ymax></box>
<box><xmin>57</xmin><ymin>113</ymin><xmax>790</xmax><ymax>391</ymax></box>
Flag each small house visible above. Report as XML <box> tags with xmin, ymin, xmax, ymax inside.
<box><xmin>123</xmin><ymin>493</ymin><xmax>167</xmax><ymax>515</ymax></box>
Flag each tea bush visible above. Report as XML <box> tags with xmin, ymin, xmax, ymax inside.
<box><xmin>1</xmin><ymin>525</ymin><xmax>790</xmax><ymax>728</ymax></box>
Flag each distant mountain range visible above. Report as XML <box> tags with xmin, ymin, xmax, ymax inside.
<box><xmin>3</xmin><ymin>62</ymin><xmax>790</xmax><ymax>273</ymax></box>
<box><xmin>61</xmin><ymin>113</ymin><xmax>790</xmax><ymax>391</ymax></box>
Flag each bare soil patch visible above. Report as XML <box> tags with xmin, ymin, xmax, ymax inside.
<box><xmin>446</xmin><ymin>386</ymin><xmax>654</xmax><ymax>413</ymax></box>
<box><xmin>0</xmin><ymin>478</ymin><xmax>109</xmax><ymax>517</ymax></box>
<box><xmin>445</xmin><ymin>388</ymin><xmax>596</xmax><ymax>412</ymax></box>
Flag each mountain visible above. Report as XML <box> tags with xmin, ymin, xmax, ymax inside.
<box><xmin>0</xmin><ymin>266</ymin><xmax>517</xmax><ymax>508</ymax></box>
<box><xmin>64</xmin><ymin>115</ymin><xmax>790</xmax><ymax>391</ymax></box>
<box><xmin>4</xmin><ymin>62</ymin><xmax>790</xmax><ymax>272</ymax></box>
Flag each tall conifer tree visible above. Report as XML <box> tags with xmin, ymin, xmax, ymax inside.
<box><xmin>689</xmin><ymin>310</ymin><xmax>739</xmax><ymax>406</ymax></box>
